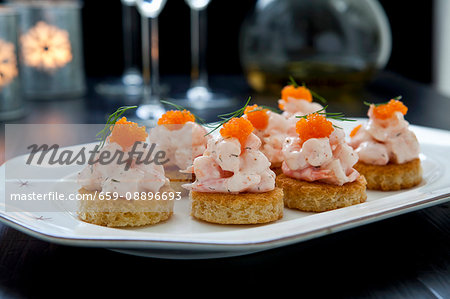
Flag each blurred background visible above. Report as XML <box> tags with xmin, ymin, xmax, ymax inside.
<box><xmin>0</xmin><ymin>0</ymin><xmax>447</xmax><ymax>127</ymax></box>
<box><xmin>81</xmin><ymin>0</ymin><xmax>433</xmax><ymax>84</ymax></box>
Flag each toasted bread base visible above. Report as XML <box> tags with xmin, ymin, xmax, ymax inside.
<box><xmin>354</xmin><ymin>158</ymin><xmax>422</xmax><ymax>191</ymax></box>
<box><xmin>190</xmin><ymin>187</ymin><xmax>284</xmax><ymax>224</ymax></box>
<box><xmin>77</xmin><ymin>185</ymin><xmax>174</xmax><ymax>227</ymax></box>
<box><xmin>276</xmin><ymin>174</ymin><xmax>367</xmax><ymax>212</ymax></box>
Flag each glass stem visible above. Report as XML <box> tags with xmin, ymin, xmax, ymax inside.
<box><xmin>190</xmin><ymin>8</ymin><xmax>208</xmax><ymax>88</ymax></box>
<box><xmin>122</xmin><ymin>2</ymin><xmax>135</xmax><ymax>72</ymax></box>
<box><xmin>141</xmin><ymin>16</ymin><xmax>160</xmax><ymax>104</ymax></box>
<box><xmin>150</xmin><ymin>17</ymin><xmax>160</xmax><ymax>99</ymax></box>
<box><xmin>141</xmin><ymin>16</ymin><xmax>150</xmax><ymax>92</ymax></box>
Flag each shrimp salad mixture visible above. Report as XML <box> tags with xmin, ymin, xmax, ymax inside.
<box><xmin>349</xmin><ymin>100</ymin><xmax>420</xmax><ymax>165</ymax></box>
<box><xmin>184</xmin><ymin>117</ymin><xmax>276</xmax><ymax>193</ymax></box>
<box><xmin>282</xmin><ymin>113</ymin><xmax>359</xmax><ymax>186</ymax></box>
<box><xmin>243</xmin><ymin>105</ymin><xmax>289</xmax><ymax>166</ymax></box>
<box><xmin>278</xmin><ymin>84</ymin><xmax>325</xmax><ymax>136</ymax></box>
<box><xmin>79</xmin><ymin>96</ymin><xmax>418</xmax><ymax>197</ymax></box>
<box><xmin>149</xmin><ymin>110</ymin><xmax>209</xmax><ymax>170</ymax></box>
<box><xmin>78</xmin><ymin>117</ymin><xmax>168</xmax><ymax>197</ymax></box>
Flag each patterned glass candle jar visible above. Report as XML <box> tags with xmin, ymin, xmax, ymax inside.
<box><xmin>12</xmin><ymin>0</ymin><xmax>85</xmax><ymax>99</ymax></box>
<box><xmin>0</xmin><ymin>6</ymin><xmax>24</xmax><ymax>119</ymax></box>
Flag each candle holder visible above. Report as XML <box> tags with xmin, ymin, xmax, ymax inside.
<box><xmin>0</xmin><ymin>6</ymin><xmax>24</xmax><ymax>120</ymax></box>
<box><xmin>12</xmin><ymin>1</ymin><xmax>86</xmax><ymax>100</ymax></box>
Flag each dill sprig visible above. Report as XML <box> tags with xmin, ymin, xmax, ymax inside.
<box><xmin>307</xmin><ymin>85</ymin><xmax>327</xmax><ymax>105</ymax></box>
<box><xmin>96</xmin><ymin>106</ymin><xmax>137</xmax><ymax>148</ymax></box>
<box><xmin>363</xmin><ymin>95</ymin><xmax>403</xmax><ymax>107</ymax></box>
<box><xmin>288</xmin><ymin>76</ymin><xmax>327</xmax><ymax>105</ymax></box>
<box><xmin>289</xmin><ymin>76</ymin><xmax>299</xmax><ymax>88</ymax></box>
<box><xmin>160</xmin><ymin>100</ymin><xmax>206</xmax><ymax>124</ymax></box>
<box><xmin>296</xmin><ymin>105</ymin><xmax>356</xmax><ymax>129</ymax></box>
<box><xmin>204</xmin><ymin>96</ymin><xmax>252</xmax><ymax>136</ymax></box>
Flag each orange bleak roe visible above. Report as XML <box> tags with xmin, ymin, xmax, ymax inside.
<box><xmin>295</xmin><ymin>113</ymin><xmax>333</xmax><ymax>144</ymax></box>
<box><xmin>109</xmin><ymin>117</ymin><xmax>148</xmax><ymax>150</ymax></box>
<box><xmin>157</xmin><ymin>110</ymin><xmax>195</xmax><ymax>129</ymax></box>
<box><xmin>220</xmin><ymin>117</ymin><xmax>254</xmax><ymax>150</ymax></box>
<box><xmin>244</xmin><ymin>104</ymin><xmax>269</xmax><ymax>130</ymax></box>
<box><xmin>372</xmin><ymin>99</ymin><xmax>408</xmax><ymax>120</ymax></box>
<box><xmin>350</xmin><ymin>124</ymin><xmax>362</xmax><ymax>138</ymax></box>
<box><xmin>279</xmin><ymin>85</ymin><xmax>313</xmax><ymax>110</ymax></box>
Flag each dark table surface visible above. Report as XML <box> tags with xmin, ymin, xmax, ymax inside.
<box><xmin>0</xmin><ymin>72</ymin><xmax>449</xmax><ymax>298</ymax></box>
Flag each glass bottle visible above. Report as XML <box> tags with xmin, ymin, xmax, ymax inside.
<box><xmin>240</xmin><ymin>0</ymin><xmax>391</xmax><ymax>94</ymax></box>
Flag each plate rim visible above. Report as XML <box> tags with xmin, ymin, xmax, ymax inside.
<box><xmin>0</xmin><ymin>192</ymin><xmax>448</xmax><ymax>250</ymax></box>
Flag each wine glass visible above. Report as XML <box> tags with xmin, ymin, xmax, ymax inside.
<box><xmin>134</xmin><ymin>0</ymin><xmax>167</xmax><ymax>125</ymax></box>
<box><xmin>174</xmin><ymin>0</ymin><xmax>235</xmax><ymax>109</ymax></box>
<box><xmin>95</xmin><ymin>0</ymin><xmax>143</xmax><ymax>97</ymax></box>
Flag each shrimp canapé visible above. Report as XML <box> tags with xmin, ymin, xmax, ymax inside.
<box><xmin>184</xmin><ymin>117</ymin><xmax>276</xmax><ymax>193</ymax></box>
<box><xmin>282</xmin><ymin>113</ymin><xmax>360</xmax><ymax>186</ymax></box>
<box><xmin>349</xmin><ymin>99</ymin><xmax>420</xmax><ymax>165</ymax></box>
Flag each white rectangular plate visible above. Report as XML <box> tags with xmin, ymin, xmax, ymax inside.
<box><xmin>1</xmin><ymin>120</ymin><xmax>449</xmax><ymax>259</ymax></box>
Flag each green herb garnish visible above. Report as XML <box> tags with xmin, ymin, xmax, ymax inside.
<box><xmin>204</xmin><ymin>96</ymin><xmax>252</xmax><ymax>136</ymax></box>
<box><xmin>296</xmin><ymin>105</ymin><xmax>355</xmax><ymax>129</ymax></box>
<box><xmin>363</xmin><ymin>95</ymin><xmax>403</xmax><ymax>107</ymax></box>
<box><xmin>96</xmin><ymin>106</ymin><xmax>137</xmax><ymax>148</ymax></box>
<box><xmin>289</xmin><ymin>76</ymin><xmax>299</xmax><ymax>88</ymax></box>
<box><xmin>307</xmin><ymin>85</ymin><xmax>327</xmax><ymax>105</ymax></box>
<box><xmin>288</xmin><ymin>76</ymin><xmax>327</xmax><ymax>105</ymax></box>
